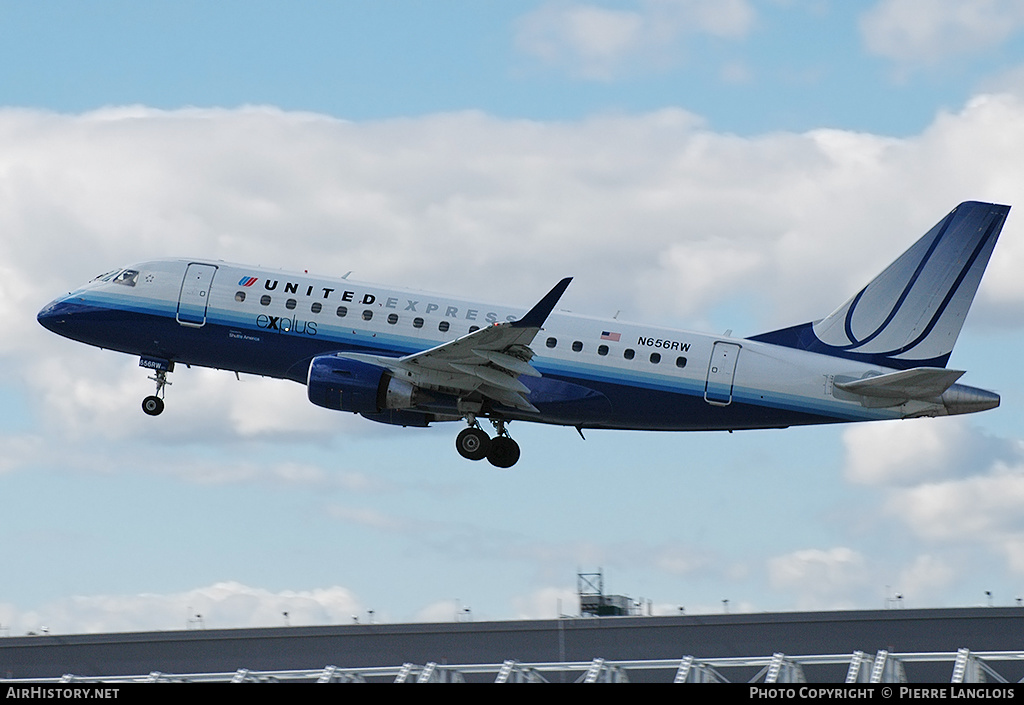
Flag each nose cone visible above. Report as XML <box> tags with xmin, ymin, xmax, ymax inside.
<box><xmin>37</xmin><ymin>296</ymin><xmax>89</xmax><ymax>337</ymax></box>
<box><xmin>37</xmin><ymin>297</ymin><xmax>68</xmax><ymax>333</ymax></box>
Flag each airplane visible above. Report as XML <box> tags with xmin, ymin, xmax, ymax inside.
<box><xmin>37</xmin><ymin>201</ymin><xmax>1007</xmax><ymax>468</ymax></box>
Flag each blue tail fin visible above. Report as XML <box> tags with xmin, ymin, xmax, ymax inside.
<box><xmin>749</xmin><ymin>201</ymin><xmax>1009</xmax><ymax>370</ymax></box>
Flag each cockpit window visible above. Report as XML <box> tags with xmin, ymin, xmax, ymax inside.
<box><xmin>91</xmin><ymin>269</ymin><xmax>120</xmax><ymax>283</ymax></box>
<box><xmin>112</xmin><ymin>269</ymin><xmax>139</xmax><ymax>287</ymax></box>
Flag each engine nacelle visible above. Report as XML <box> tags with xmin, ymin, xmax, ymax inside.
<box><xmin>307</xmin><ymin>355</ymin><xmax>417</xmax><ymax>413</ymax></box>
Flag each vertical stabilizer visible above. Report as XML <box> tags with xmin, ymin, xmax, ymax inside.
<box><xmin>750</xmin><ymin>201</ymin><xmax>1009</xmax><ymax>369</ymax></box>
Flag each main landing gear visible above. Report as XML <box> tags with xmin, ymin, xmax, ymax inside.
<box><xmin>141</xmin><ymin>358</ymin><xmax>174</xmax><ymax>416</ymax></box>
<box><xmin>455</xmin><ymin>417</ymin><xmax>521</xmax><ymax>468</ymax></box>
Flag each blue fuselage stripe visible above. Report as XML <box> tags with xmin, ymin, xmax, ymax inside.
<box><xmin>40</xmin><ymin>292</ymin><xmax>886</xmax><ymax>431</ymax></box>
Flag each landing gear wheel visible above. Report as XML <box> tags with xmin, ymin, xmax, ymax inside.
<box><xmin>487</xmin><ymin>436</ymin><xmax>521</xmax><ymax>468</ymax></box>
<box><xmin>142</xmin><ymin>395</ymin><xmax>164</xmax><ymax>416</ymax></box>
<box><xmin>456</xmin><ymin>427</ymin><xmax>491</xmax><ymax>461</ymax></box>
<box><xmin>142</xmin><ymin>361</ymin><xmax>173</xmax><ymax>417</ymax></box>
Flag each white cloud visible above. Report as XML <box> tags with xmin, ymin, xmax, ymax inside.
<box><xmin>767</xmin><ymin>547</ymin><xmax>871</xmax><ymax>609</ymax></box>
<box><xmin>885</xmin><ymin>464</ymin><xmax>1024</xmax><ymax>576</ymax></box>
<box><xmin>890</xmin><ymin>464</ymin><xmax>1024</xmax><ymax>542</ymax></box>
<box><xmin>978</xmin><ymin>63</ymin><xmax>1024</xmax><ymax>98</ymax></box>
<box><xmin>515</xmin><ymin>0</ymin><xmax>755</xmax><ymax>79</ymax></box>
<box><xmin>860</xmin><ymin>0</ymin><xmax>1024</xmax><ymax>68</ymax></box>
<box><xmin>8</xmin><ymin>92</ymin><xmax>1024</xmax><ymax>482</ymax></box>
<box><xmin>654</xmin><ymin>545</ymin><xmax>709</xmax><ymax>576</ymax></box>
<box><xmin>896</xmin><ymin>554</ymin><xmax>956</xmax><ymax>606</ymax></box>
<box><xmin>842</xmin><ymin>418</ymin><xmax>1017</xmax><ymax>486</ymax></box>
<box><xmin>327</xmin><ymin>504</ymin><xmax>412</xmax><ymax>532</ymax></box>
<box><xmin>719</xmin><ymin>59</ymin><xmax>752</xmax><ymax>84</ymax></box>
<box><xmin>12</xmin><ymin>98</ymin><xmax>1024</xmax><ymax>326</ymax></box>
<box><xmin>0</xmin><ymin>433</ymin><xmax>45</xmax><ymax>475</ymax></box>
<box><xmin>511</xmin><ymin>585</ymin><xmax>580</xmax><ymax>619</ymax></box>
<box><xmin>843</xmin><ymin>419</ymin><xmax>1024</xmax><ymax>577</ymax></box>
<box><xmin>413</xmin><ymin>598</ymin><xmax>471</xmax><ymax>623</ymax></box>
<box><xmin>1</xmin><ymin>581</ymin><xmax>362</xmax><ymax>635</ymax></box>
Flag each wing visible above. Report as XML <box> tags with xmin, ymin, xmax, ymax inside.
<box><xmin>338</xmin><ymin>278</ymin><xmax>572</xmax><ymax>413</ymax></box>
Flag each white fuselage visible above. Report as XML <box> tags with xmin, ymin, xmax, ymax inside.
<box><xmin>39</xmin><ymin>258</ymin><xmax>985</xmax><ymax>433</ymax></box>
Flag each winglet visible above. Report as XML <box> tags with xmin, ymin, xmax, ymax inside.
<box><xmin>511</xmin><ymin>277</ymin><xmax>573</xmax><ymax>329</ymax></box>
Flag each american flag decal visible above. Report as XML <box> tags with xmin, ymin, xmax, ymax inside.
<box><xmin>601</xmin><ymin>331</ymin><xmax>621</xmax><ymax>342</ymax></box>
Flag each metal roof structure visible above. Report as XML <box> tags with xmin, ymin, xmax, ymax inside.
<box><xmin>4</xmin><ymin>649</ymin><xmax>1024</xmax><ymax>683</ymax></box>
<box><xmin>3</xmin><ymin>607</ymin><xmax>1024</xmax><ymax>682</ymax></box>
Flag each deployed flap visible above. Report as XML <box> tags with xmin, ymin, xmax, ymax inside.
<box><xmin>337</xmin><ymin>278</ymin><xmax>572</xmax><ymax>413</ymax></box>
<box><xmin>472</xmin><ymin>349</ymin><xmax>543</xmax><ymax>377</ymax></box>
<box><xmin>835</xmin><ymin>367</ymin><xmax>965</xmax><ymax>401</ymax></box>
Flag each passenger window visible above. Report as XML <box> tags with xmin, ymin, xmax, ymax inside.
<box><xmin>624</xmin><ymin>349</ymin><xmax>635</xmax><ymax>360</ymax></box>
<box><xmin>439</xmin><ymin>320</ymin><xmax>450</xmax><ymax>333</ymax></box>
<box><xmin>598</xmin><ymin>345</ymin><xmax>609</xmax><ymax>356</ymax></box>
<box><xmin>286</xmin><ymin>298</ymin><xmax>297</xmax><ymax>310</ymax></box>
<box><xmin>546</xmin><ymin>337</ymin><xmax>557</xmax><ymax>348</ymax></box>
<box><xmin>235</xmin><ymin>291</ymin><xmax>246</xmax><ymax>303</ymax></box>
<box><xmin>572</xmin><ymin>341</ymin><xmax>583</xmax><ymax>352</ymax></box>
<box><xmin>336</xmin><ymin>306</ymin><xmax>348</xmax><ymax>318</ymax></box>
<box><xmin>413</xmin><ymin>317</ymin><xmax>424</xmax><ymax>329</ymax></box>
<box><xmin>650</xmin><ymin>353</ymin><xmax>661</xmax><ymax>364</ymax></box>
<box><xmin>260</xmin><ymin>295</ymin><xmax>272</xmax><ymax>306</ymax></box>
<box><xmin>362</xmin><ymin>310</ymin><xmax>373</xmax><ymax>321</ymax></box>
<box><xmin>676</xmin><ymin>356</ymin><xmax>687</xmax><ymax>368</ymax></box>
<box><xmin>311</xmin><ymin>302</ymin><xmax>322</xmax><ymax>314</ymax></box>
<box><xmin>387</xmin><ymin>313</ymin><xmax>399</xmax><ymax>325</ymax></box>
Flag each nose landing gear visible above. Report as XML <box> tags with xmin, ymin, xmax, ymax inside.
<box><xmin>454</xmin><ymin>416</ymin><xmax>521</xmax><ymax>468</ymax></box>
<box><xmin>140</xmin><ymin>357</ymin><xmax>174</xmax><ymax>416</ymax></box>
<box><xmin>142</xmin><ymin>393</ymin><xmax>164</xmax><ymax>416</ymax></box>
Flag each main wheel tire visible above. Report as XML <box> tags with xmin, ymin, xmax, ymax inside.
<box><xmin>487</xmin><ymin>436</ymin><xmax>521</xmax><ymax>468</ymax></box>
<box><xmin>456</xmin><ymin>427</ymin><xmax>490</xmax><ymax>461</ymax></box>
<box><xmin>142</xmin><ymin>396</ymin><xmax>165</xmax><ymax>416</ymax></box>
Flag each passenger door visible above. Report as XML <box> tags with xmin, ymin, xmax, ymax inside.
<box><xmin>704</xmin><ymin>342</ymin><xmax>741</xmax><ymax>406</ymax></box>
<box><xmin>177</xmin><ymin>263</ymin><xmax>218</xmax><ymax>327</ymax></box>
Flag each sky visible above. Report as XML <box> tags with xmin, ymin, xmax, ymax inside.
<box><xmin>4</xmin><ymin>0</ymin><xmax>1024</xmax><ymax>636</ymax></box>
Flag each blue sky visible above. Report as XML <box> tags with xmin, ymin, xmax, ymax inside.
<box><xmin>5</xmin><ymin>0</ymin><xmax>1024</xmax><ymax>635</ymax></box>
<box><xmin>3</xmin><ymin>1</ymin><xmax>1020</xmax><ymax>133</ymax></box>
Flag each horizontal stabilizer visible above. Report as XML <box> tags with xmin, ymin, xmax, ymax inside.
<box><xmin>835</xmin><ymin>367</ymin><xmax>965</xmax><ymax>401</ymax></box>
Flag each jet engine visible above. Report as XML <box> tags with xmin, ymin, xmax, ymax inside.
<box><xmin>307</xmin><ymin>355</ymin><xmax>417</xmax><ymax>414</ymax></box>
